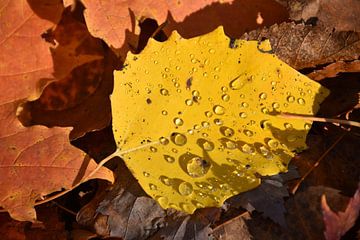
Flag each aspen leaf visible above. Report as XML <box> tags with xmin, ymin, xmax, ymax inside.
<box><xmin>111</xmin><ymin>27</ymin><xmax>329</xmax><ymax>213</ymax></box>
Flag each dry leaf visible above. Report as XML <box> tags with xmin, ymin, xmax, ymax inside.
<box><xmin>0</xmin><ymin>0</ymin><xmax>113</xmax><ymax>221</ymax></box>
<box><xmin>288</xmin><ymin>0</ymin><xmax>360</xmax><ymax>32</ymax></box>
<box><xmin>322</xmin><ymin>184</ymin><xmax>360</xmax><ymax>240</ymax></box>
<box><xmin>242</xmin><ymin>22</ymin><xmax>360</xmax><ymax>69</ymax></box>
<box><xmin>80</xmin><ymin>0</ymin><xmax>233</xmax><ymax>49</ymax></box>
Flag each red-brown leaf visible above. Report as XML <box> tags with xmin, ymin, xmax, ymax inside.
<box><xmin>0</xmin><ymin>0</ymin><xmax>113</xmax><ymax>222</ymax></box>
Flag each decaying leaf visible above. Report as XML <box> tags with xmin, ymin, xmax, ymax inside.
<box><xmin>211</xmin><ymin>212</ymin><xmax>252</xmax><ymax>240</ymax></box>
<box><xmin>242</xmin><ymin>22</ymin><xmax>360</xmax><ymax>69</ymax></box>
<box><xmin>88</xmin><ymin>160</ymin><xmax>166</xmax><ymax>239</ymax></box>
<box><xmin>0</xmin><ymin>0</ymin><xmax>114</xmax><ymax>221</ymax></box>
<box><xmin>287</xmin><ymin>0</ymin><xmax>360</xmax><ymax>32</ymax></box>
<box><xmin>228</xmin><ymin>165</ymin><xmax>299</xmax><ymax>226</ymax></box>
<box><xmin>111</xmin><ymin>26</ymin><xmax>329</xmax><ymax>213</ymax></box>
<box><xmin>322</xmin><ymin>184</ymin><xmax>360</xmax><ymax>240</ymax></box>
<box><xmin>308</xmin><ymin>60</ymin><xmax>360</xmax><ymax>81</ymax></box>
<box><xmin>80</xmin><ymin>0</ymin><xmax>233</xmax><ymax>49</ymax></box>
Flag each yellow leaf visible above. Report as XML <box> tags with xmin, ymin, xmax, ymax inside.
<box><xmin>111</xmin><ymin>27</ymin><xmax>329</xmax><ymax>213</ymax></box>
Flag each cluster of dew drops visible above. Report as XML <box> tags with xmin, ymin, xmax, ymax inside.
<box><xmin>129</xmin><ymin>44</ymin><xmax>316</xmax><ymax>211</ymax></box>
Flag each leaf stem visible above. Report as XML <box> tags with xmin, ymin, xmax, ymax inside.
<box><xmin>278</xmin><ymin>113</ymin><xmax>360</xmax><ymax>128</ymax></box>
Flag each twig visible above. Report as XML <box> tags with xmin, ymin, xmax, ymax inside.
<box><xmin>278</xmin><ymin>113</ymin><xmax>360</xmax><ymax>128</ymax></box>
<box><xmin>51</xmin><ymin>201</ymin><xmax>77</xmax><ymax>216</ymax></box>
<box><xmin>290</xmin><ymin>133</ymin><xmax>346</xmax><ymax>194</ymax></box>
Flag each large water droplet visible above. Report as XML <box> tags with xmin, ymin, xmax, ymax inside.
<box><xmin>221</xmin><ymin>86</ymin><xmax>228</xmax><ymax>92</ymax></box>
<box><xmin>229</xmin><ymin>77</ymin><xmax>244</xmax><ymax>90</ymax></box>
<box><xmin>162</xmin><ymin>110</ymin><xmax>168</xmax><ymax>115</ymax></box>
<box><xmin>205</xmin><ymin>111</ymin><xmax>213</xmax><ymax>118</ymax></box>
<box><xmin>297</xmin><ymin>98</ymin><xmax>305</xmax><ymax>105</ymax></box>
<box><xmin>213</xmin><ymin>105</ymin><xmax>225</xmax><ymax>115</ymax></box>
<box><xmin>201</xmin><ymin>121</ymin><xmax>210</xmax><ymax>128</ymax></box>
<box><xmin>171</xmin><ymin>133</ymin><xmax>187</xmax><ymax>146</ymax></box>
<box><xmin>239</xmin><ymin>112</ymin><xmax>247</xmax><ymax>118</ymax></box>
<box><xmin>173</xmin><ymin>118</ymin><xmax>184</xmax><ymax>126</ymax></box>
<box><xmin>186</xmin><ymin>157</ymin><xmax>211</xmax><ymax>177</ymax></box>
<box><xmin>159</xmin><ymin>137</ymin><xmax>169</xmax><ymax>145</ymax></box>
<box><xmin>225</xmin><ymin>140</ymin><xmax>236</xmax><ymax>149</ymax></box>
<box><xmin>214</xmin><ymin>118</ymin><xmax>223</xmax><ymax>125</ymax></box>
<box><xmin>272</xmin><ymin>102</ymin><xmax>280</xmax><ymax>109</ymax></box>
<box><xmin>202</xmin><ymin>141</ymin><xmax>214</xmax><ymax>151</ymax></box>
<box><xmin>149</xmin><ymin>184</ymin><xmax>157</xmax><ymax>190</ymax></box>
<box><xmin>287</xmin><ymin>96</ymin><xmax>295</xmax><ymax>103</ymax></box>
<box><xmin>241</xmin><ymin>144</ymin><xmax>254</xmax><ymax>154</ymax></box>
<box><xmin>220</xmin><ymin>127</ymin><xmax>235</xmax><ymax>137</ymax></box>
<box><xmin>222</xmin><ymin>94</ymin><xmax>230</xmax><ymax>102</ymax></box>
<box><xmin>192</xmin><ymin>90</ymin><xmax>200</xmax><ymax>97</ymax></box>
<box><xmin>185</xmin><ymin>99</ymin><xmax>193</xmax><ymax>106</ymax></box>
<box><xmin>241</xmin><ymin>102</ymin><xmax>249</xmax><ymax>108</ymax></box>
<box><xmin>261</xmin><ymin>107</ymin><xmax>269</xmax><ymax>114</ymax></box>
<box><xmin>150</xmin><ymin>146</ymin><xmax>157</xmax><ymax>152</ymax></box>
<box><xmin>160</xmin><ymin>88</ymin><xmax>169</xmax><ymax>96</ymax></box>
<box><xmin>164</xmin><ymin>155</ymin><xmax>175</xmax><ymax>163</ymax></box>
<box><xmin>156</xmin><ymin>196</ymin><xmax>168</xmax><ymax>208</ymax></box>
<box><xmin>244</xmin><ymin>130</ymin><xmax>253</xmax><ymax>137</ymax></box>
<box><xmin>160</xmin><ymin>176</ymin><xmax>172</xmax><ymax>185</ymax></box>
<box><xmin>259</xmin><ymin>92</ymin><xmax>267</xmax><ymax>100</ymax></box>
<box><xmin>178</xmin><ymin>182</ymin><xmax>193</xmax><ymax>196</ymax></box>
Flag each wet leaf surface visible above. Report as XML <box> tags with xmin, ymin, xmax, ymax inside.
<box><xmin>111</xmin><ymin>26</ymin><xmax>328</xmax><ymax>213</ymax></box>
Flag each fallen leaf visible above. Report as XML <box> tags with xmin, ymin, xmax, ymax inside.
<box><xmin>0</xmin><ymin>205</ymin><xmax>68</xmax><ymax>240</ymax></box>
<box><xmin>228</xmin><ymin>165</ymin><xmax>299</xmax><ymax>226</ymax></box>
<box><xmin>287</xmin><ymin>0</ymin><xmax>360</xmax><ymax>32</ymax></box>
<box><xmin>150</xmin><ymin>208</ymin><xmax>221</xmax><ymax>240</ymax></box>
<box><xmin>0</xmin><ymin>0</ymin><xmax>114</xmax><ymax>221</ymax></box>
<box><xmin>111</xmin><ymin>26</ymin><xmax>329</xmax><ymax>213</ymax></box>
<box><xmin>211</xmin><ymin>212</ymin><xmax>252</xmax><ymax>240</ymax></box>
<box><xmin>80</xmin><ymin>0</ymin><xmax>233</xmax><ymax>49</ymax></box>
<box><xmin>322</xmin><ymin>184</ymin><xmax>360</xmax><ymax>240</ymax></box>
<box><xmin>85</xmin><ymin>160</ymin><xmax>166</xmax><ymax>239</ymax></box>
<box><xmin>242</xmin><ymin>22</ymin><xmax>360</xmax><ymax>69</ymax></box>
<box><xmin>307</xmin><ymin>60</ymin><xmax>360</xmax><ymax>81</ymax></box>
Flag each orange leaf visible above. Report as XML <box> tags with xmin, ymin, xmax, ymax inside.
<box><xmin>81</xmin><ymin>0</ymin><xmax>233</xmax><ymax>48</ymax></box>
<box><xmin>0</xmin><ymin>0</ymin><xmax>113</xmax><ymax>222</ymax></box>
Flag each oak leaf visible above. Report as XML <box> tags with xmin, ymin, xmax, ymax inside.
<box><xmin>0</xmin><ymin>0</ymin><xmax>113</xmax><ymax>222</ymax></box>
<box><xmin>111</xmin><ymin>27</ymin><xmax>329</xmax><ymax>213</ymax></box>
<box><xmin>322</xmin><ymin>184</ymin><xmax>360</xmax><ymax>240</ymax></box>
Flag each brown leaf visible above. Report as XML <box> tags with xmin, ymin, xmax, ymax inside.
<box><xmin>0</xmin><ymin>0</ymin><xmax>114</xmax><ymax>221</ymax></box>
<box><xmin>0</xmin><ymin>205</ymin><xmax>68</xmax><ymax>240</ymax></box>
<box><xmin>307</xmin><ymin>60</ymin><xmax>360</xmax><ymax>81</ymax></box>
<box><xmin>322</xmin><ymin>184</ymin><xmax>360</xmax><ymax>240</ymax></box>
<box><xmin>211</xmin><ymin>212</ymin><xmax>252</xmax><ymax>240</ymax></box>
<box><xmin>242</xmin><ymin>22</ymin><xmax>360</xmax><ymax>69</ymax></box>
<box><xmin>80</xmin><ymin>0</ymin><xmax>233</xmax><ymax>49</ymax></box>
<box><xmin>288</xmin><ymin>0</ymin><xmax>360</xmax><ymax>32</ymax></box>
<box><xmin>78</xmin><ymin>159</ymin><xmax>166</xmax><ymax>239</ymax></box>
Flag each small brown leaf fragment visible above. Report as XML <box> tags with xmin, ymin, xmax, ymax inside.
<box><xmin>308</xmin><ymin>60</ymin><xmax>360</xmax><ymax>81</ymax></box>
<box><xmin>211</xmin><ymin>212</ymin><xmax>252</xmax><ymax>240</ymax></box>
<box><xmin>288</xmin><ymin>0</ymin><xmax>360</xmax><ymax>32</ymax></box>
<box><xmin>242</xmin><ymin>22</ymin><xmax>360</xmax><ymax>69</ymax></box>
<box><xmin>321</xmin><ymin>184</ymin><xmax>360</xmax><ymax>240</ymax></box>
